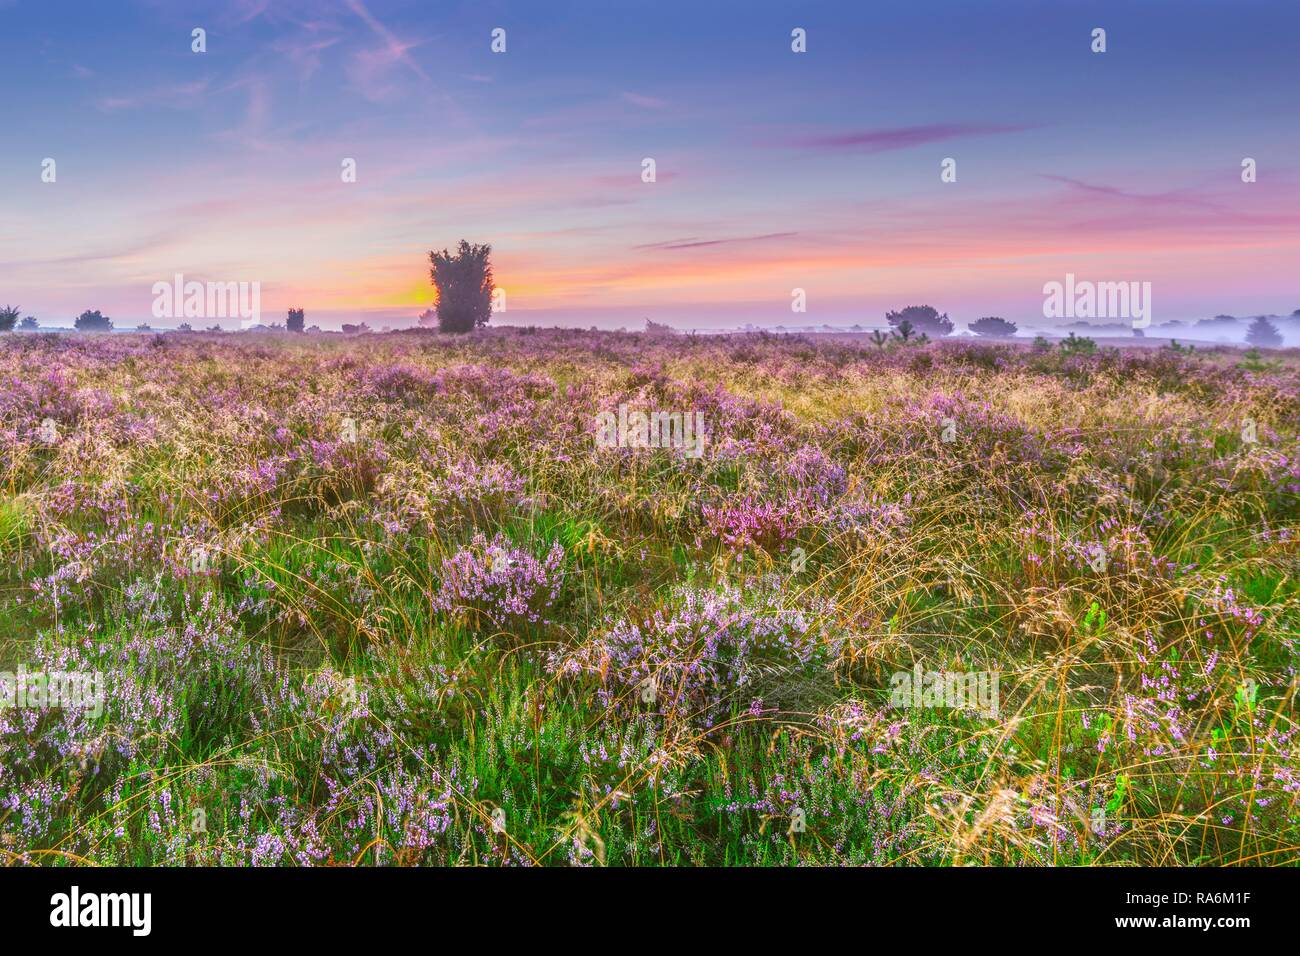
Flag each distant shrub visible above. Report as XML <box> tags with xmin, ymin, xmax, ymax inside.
<box><xmin>969</xmin><ymin>316</ymin><xmax>1018</xmax><ymax>338</ymax></box>
<box><xmin>886</xmin><ymin>305</ymin><xmax>953</xmax><ymax>338</ymax></box>
<box><xmin>19</xmin><ymin>316</ymin><xmax>37</xmax><ymax>330</ymax></box>
<box><xmin>287</xmin><ymin>308</ymin><xmax>305</xmax><ymax>333</ymax></box>
<box><xmin>74</xmin><ymin>309</ymin><xmax>113</xmax><ymax>332</ymax></box>
<box><xmin>1238</xmin><ymin>348</ymin><xmax>1281</xmax><ymax>373</ymax></box>
<box><xmin>1245</xmin><ymin>315</ymin><xmax>1283</xmax><ymax>348</ymax></box>
<box><xmin>1059</xmin><ymin>332</ymin><xmax>1097</xmax><ymax>356</ymax></box>
<box><xmin>891</xmin><ymin>319</ymin><xmax>923</xmax><ymax>343</ymax></box>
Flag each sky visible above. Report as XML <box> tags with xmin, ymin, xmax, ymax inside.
<box><xmin>1</xmin><ymin>0</ymin><xmax>1298</xmax><ymax>331</ymax></box>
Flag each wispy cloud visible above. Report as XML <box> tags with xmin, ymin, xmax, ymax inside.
<box><xmin>635</xmin><ymin>233</ymin><xmax>797</xmax><ymax>251</ymax></box>
<box><xmin>273</xmin><ymin>33</ymin><xmax>342</xmax><ymax>83</ymax></box>
<box><xmin>96</xmin><ymin>79</ymin><xmax>211</xmax><ymax>113</ymax></box>
<box><xmin>623</xmin><ymin>92</ymin><xmax>668</xmax><ymax>110</ymax></box>
<box><xmin>230</xmin><ymin>0</ymin><xmax>271</xmax><ymax>25</ymax></box>
<box><xmin>1039</xmin><ymin>174</ymin><xmax>1225</xmax><ymax>212</ymax></box>
<box><xmin>780</xmin><ymin>123</ymin><xmax>1037</xmax><ymax>153</ymax></box>
<box><xmin>207</xmin><ymin>74</ymin><xmax>277</xmax><ymax>151</ymax></box>
<box><xmin>343</xmin><ymin>0</ymin><xmax>428</xmax><ymax>82</ymax></box>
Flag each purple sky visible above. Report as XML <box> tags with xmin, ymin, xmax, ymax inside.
<box><xmin>1</xmin><ymin>0</ymin><xmax>1298</xmax><ymax>331</ymax></box>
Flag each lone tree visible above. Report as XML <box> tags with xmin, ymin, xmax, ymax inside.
<box><xmin>0</xmin><ymin>305</ymin><xmax>20</xmax><ymax>332</ymax></box>
<box><xmin>886</xmin><ymin>305</ymin><xmax>953</xmax><ymax>338</ymax></box>
<box><xmin>969</xmin><ymin>316</ymin><xmax>1018</xmax><ymax>338</ymax></box>
<box><xmin>429</xmin><ymin>240</ymin><xmax>493</xmax><ymax>333</ymax></box>
<box><xmin>1245</xmin><ymin>315</ymin><xmax>1283</xmax><ymax>348</ymax></box>
<box><xmin>287</xmin><ymin>308</ymin><xmax>305</xmax><ymax>333</ymax></box>
<box><xmin>19</xmin><ymin>316</ymin><xmax>38</xmax><ymax>330</ymax></box>
<box><xmin>74</xmin><ymin>309</ymin><xmax>113</xmax><ymax>332</ymax></box>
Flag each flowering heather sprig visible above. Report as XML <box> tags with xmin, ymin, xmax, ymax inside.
<box><xmin>550</xmin><ymin>584</ymin><xmax>839</xmax><ymax>729</ymax></box>
<box><xmin>1200</xmin><ymin>582</ymin><xmax>1265</xmax><ymax>641</ymax></box>
<box><xmin>702</xmin><ymin>495</ymin><xmax>802</xmax><ymax>552</ymax></box>
<box><xmin>783</xmin><ymin>444</ymin><xmax>847</xmax><ymax>497</ymax></box>
<box><xmin>823</xmin><ymin>492</ymin><xmax>912</xmax><ymax>539</ymax></box>
<box><xmin>432</xmin><ymin>533</ymin><xmax>565</xmax><ymax>628</ymax></box>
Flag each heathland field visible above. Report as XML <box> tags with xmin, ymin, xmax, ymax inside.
<box><xmin>1</xmin><ymin>329</ymin><xmax>1297</xmax><ymax>866</ymax></box>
